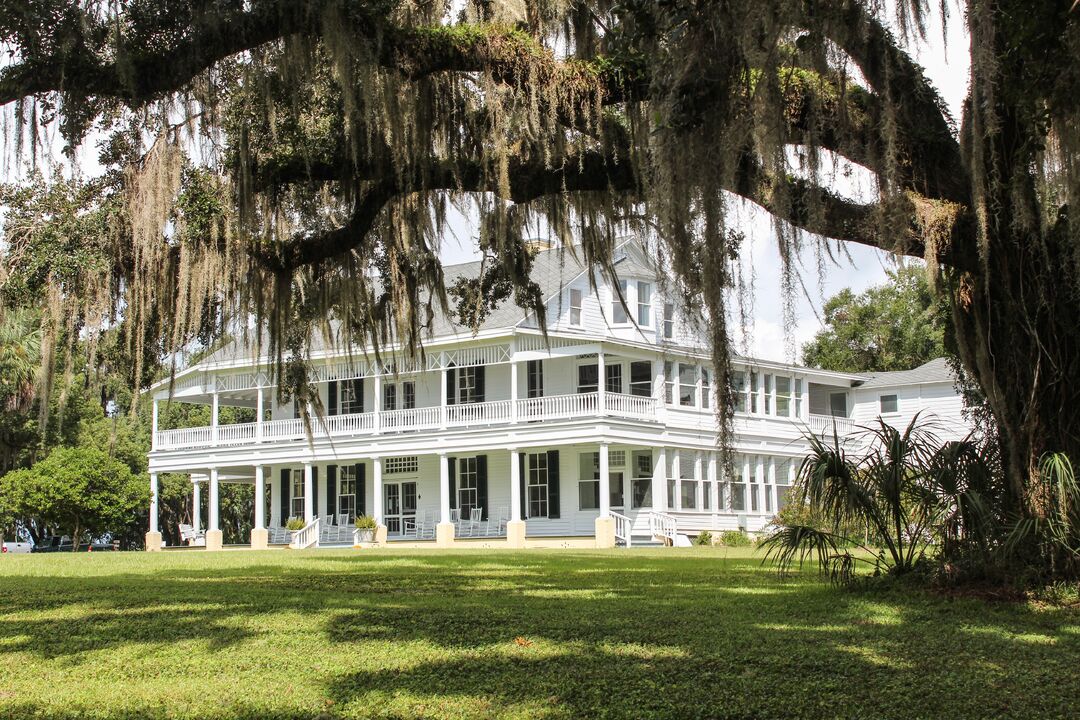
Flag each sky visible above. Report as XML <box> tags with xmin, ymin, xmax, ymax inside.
<box><xmin>1</xmin><ymin>3</ymin><xmax>969</xmax><ymax>365</ymax></box>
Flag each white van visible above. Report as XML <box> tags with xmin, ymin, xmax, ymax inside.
<box><xmin>1</xmin><ymin>541</ymin><xmax>33</xmax><ymax>554</ymax></box>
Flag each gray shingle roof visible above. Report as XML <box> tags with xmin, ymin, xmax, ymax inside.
<box><xmin>858</xmin><ymin>357</ymin><xmax>955</xmax><ymax>388</ymax></box>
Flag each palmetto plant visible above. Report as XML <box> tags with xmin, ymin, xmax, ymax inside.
<box><xmin>762</xmin><ymin>415</ymin><xmax>994</xmax><ymax>584</ymax></box>
<box><xmin>0</xmin><ymin>308</ymin><xmax>42</xmax><ymax>412</ymax></box>
<box><xmin>1006</xmin><ymin>453</ymin><xmax>1080</xmax><ymax>581</ymax></box>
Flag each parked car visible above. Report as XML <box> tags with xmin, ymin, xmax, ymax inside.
<box><xmin>31</xmin><ymin>536</ymin><xmax>118</xmax><ymax>553</ymax></box>
<box><xmin>1</xmin><ymin>542</ymin><xmax>32</xmax><ymax>554</ymax></box>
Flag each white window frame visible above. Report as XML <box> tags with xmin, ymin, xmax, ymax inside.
<box><xmin>338</xmin><ymin>466</ymin><xmax>357</xmax><ymax>520</ymax></box>
<box><xmin>612</xmin><ymin>280</ymin><xmax>629</xmax><ymax>324</ymax></box>
<box><xmin>527</xmin><ymin>452</ymin><xmax>549</xmax><ymax>519</ymax></box>
<box><xmin>290</xmin><ymin>469</ymin><xmax>305</xmax><ymax>519</ymax></box>
<box><xmin>458</xmin><ymin>456</ymin><xmax>479</xmax><ymax>514</ymax></box>
<box><xmin>385</xmin><ymin>456</ymin><xmax>420</xmax><ymax>475</ymax></box>
<box><xmin>775</xmin><ymin>376</ymin><xmax>792</xmax><ymax>417</ymax></box>
<box><xmin>663</xmin><ymin>302</ymin><xmax>675</xmax><ymax>340</ymax></box>
<box><xmin>636</xmin><ymin>281</ymin><xmax>652</xmax><ymax>327</ymax></box>
<box><xmin>880</xmin><ymin>394</ymin><xmax>899</xmax><ymax>414</ymax></box>
<box><xmin>340</xmin><ymin>379</ymin><xmax>363</xmax><ymax>414</ymax></box>
<box><xmin>569</xmin><ymin>288</ymin><xmax>583</xmax><ymax>326</ymax></box>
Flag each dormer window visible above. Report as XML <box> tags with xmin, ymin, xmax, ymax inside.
<box><xmin>613</xmin><ymin>280</ymin><xmax>629</xmax><ymax>324</ymax></box>
<box><xmin>569</xmin><ymin>288</ymin><xmax>583</xmax><ymax>326</ymax></box>
<box><xmin>636</xmin><ymin>282</ymin><xmax>652</xmax><ymax>326</ymax></box>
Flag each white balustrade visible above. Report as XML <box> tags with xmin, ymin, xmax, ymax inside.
<box><xmin>382</xmin><ymin>406</ymin><xmax>442</xmax><ymax>431</ymax></box>
<box><xmin>216</xmin><ymin>422</ymin><xmax>257</xmax><ymax>445</ymax></box>
<box><xmin>446</xmin><ymin>400</ymin><xmax>513</xmax><ymax>426</ymax></box>
<box><xmin>808</xmin><ymin>414</ymin><xmax>855</xmax><ymax>438</ymax></box>
<box><xmin>604</xmin><ymin>393</ymin><xmax>658</xmax><ymax>418</ymax></box>
<box><xmin>324</xmin><ymin>412</ymin><xmax>376</xmax><ymax>435</ymax></box>
<box><xmin>611</xmin><ymin>511</ymin><xmax>632</xmax><ymax>548</ymax></box>
<box><xmin>649</xmin><ymin>511</ymin><xmax>679</xmax><ymax>543</ymax></box>
<box><xmin>289</xmin><ymin>517</ymin><xmax>320</xmax><ymax>549</ymax></box>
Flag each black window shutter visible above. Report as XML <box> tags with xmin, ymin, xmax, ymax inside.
<box><xmin>355</xmin><ymin>378</ymin><xmax>365</xmax><ymax>412</ymax></box>
<box><xmin>328</xmin><ymin>381</ymin><xmax>338</xmax><ymax>416</ymax></box>
<box><xmin>327</xmin><ymin>465</ymin><xmax>337</xmax><ymax>518</ymax></box>
<box><xmin>476</xmin><ymin>455</ymin><xmax>488</xmax><ymax>520</ymax></box>
<box><xmin>519</xmin><ymin>452</ymin><xmax>527</xmax><ymax>519</ymax></box>
<box><xmin>475</xmin><ymin>366</ymin><xmax>486</xmax><ymax>402</ymax></box>
<box><xmin>312</xmin><ymin>466</ymin><xmax>319</xmax><ymax>518</ymax></box>
<box><xmin>448</xmin><ymin>457</ymin><xmax>457</xmax><ymax>510</ymax></box>
<box><xmin>547</xmin><ymin>450</ymin><xmax>561</xmax><ymax>518</ymax></box>
<box><xmin>356</xmin><ymin>463</ymin><xmax>366</xmax><ymax>516</ymax></box>
<box><xmin>446</xmin><ymin>367</ymin><xmax>456</xmax><ymax>405</ymax></box>
<box><xmin>280</xmin><ymin>469</ymin><xmax>290</xmax><ymax>523</ymax></box>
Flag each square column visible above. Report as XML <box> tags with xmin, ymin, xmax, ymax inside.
<box><xmin>598</xmin><ymin>347</ymin><xmax>606</xmax><ymax>415</ymax></box>
<box><xmin>256</xmin><ymin>387</ymin><xmax>265</xmax><ymax>442</ymax></box>
<box><xmin>303</xmin><ymin>461</ymin><xmax>314</xmax><ymax>524</ymax></box>
<box><xmin>145</xmin><ymin>472</ymin><xmax>162</xmax><ymax>551</ymax></box>
<box><xmin>436</xmin><ymin>453</ymin><xmax>455</xmax><ymax>547</ymax></box>
<box><xmin>507</xmin><ymin>448</ymin><xmax>525</xmax><ymax>547</ymax></box>
<box><xmin>211</xmin><ymin>390</ymin><xmax>220</xmax><ymax>444</ymax></box>
<box><xmin>595</xmin><ymin>442</ymin><xmax>615</xmax><ymax>548</ymax></box>
<box><xmin>151</xmin><ymin>401</ymin><xmax>159</xmax><ymax>450</ymax></box>
<box><xmin>251</xmin><ymin>465</ymin><xmax>268</xmax><ymax>549</ymax></box>
<box><xmin>206</xmin><ymin>468</ymin><xmax>223</xmax><ymax>551</ymax></box>
<box><xmin>192</xmin><ymin>480</ymin><xmax>202</xmax><ymax>534</ymax></box>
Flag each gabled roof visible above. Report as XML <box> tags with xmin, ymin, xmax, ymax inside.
<box><xmin>857</xmin><ymin>357</ymin><xmax>955</xmax><ymax>388</ymax></box>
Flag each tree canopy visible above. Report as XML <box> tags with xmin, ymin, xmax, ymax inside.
<box><xmin>1</xmin><ymin>1</ymin><xmax>1078</xmax><ymax>513</ymax></box>
<box><xmin>802</xmin><ymin>265</ymin><xmax>946</xmax><ymax>373</ymax></box>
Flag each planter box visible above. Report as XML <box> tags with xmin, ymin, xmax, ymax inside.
<box><xmin>354</xmin><ymin>529</ymin><xmax>375</xmax><ymax>543</ymax></box>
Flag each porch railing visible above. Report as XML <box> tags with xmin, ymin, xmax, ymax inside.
<box><xmin>808</xmin><ymin>414</ymin><xmax>856</xmax><ymax>438</ymax></box>
<box><xmin>289</xmin><ymin>518</ymin><xmax>320</xmax><ymax>549</ymax></box>
<box><xmin>611</xmin><ymin>511</ymin><xmax>632</xmax><ymax>548</ymax></box>
<box><xmin>649</xmin><ymin>511</ymin><xmax>678</xmax><ymax>544</ymax></box>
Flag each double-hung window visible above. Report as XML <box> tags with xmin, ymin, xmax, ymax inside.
<box><xmin>340</xmin><ymin>379</ymin><xmax>363</xmax><ymax>414</ymax></box>
<box><xmin>527</xmin><ymin>452</ymin><xmax>549</xmax><ymax>518</ymax></box>
<box><xmin>605</xmin><ymin>363</ymin><xmax>623</xmax><ymax>394</ymax></box>
<box><xmin>612</xmin><ymin>280</ymin><xmax>629</xmax><ymax>324</ymax></box>
<box><xmin>663</xmin><ymin>303</ymin><xmax>675</xmax><ymax>339</ymax></box>
<box><xmin>631</xmin><ymin>451</ymin><xmax>653</xmax><ymax>508</ymax></box>
<box><xmin>732</xmin><ymin>371</ymin><xmax>748</xmax><ymax>413</ymax></box>
<box><xmin>637</xmin><ymin>282</ymin><xmax>652</xmax><ymax>326</ymax></box>
<box><xmin>775</xmin><ymin>376</ymin><xmax>791</xmax><ymax>417</ymax></box>
<box><xmin>338</xmin><ymin>466</ymin><xmax>356</xmax><ymax>520</ymax></box>
<box><xmin>458</xmin><ymin>366</ymin><xmax>482</xmax><ymax>404</ymax></box>
<box><xmin>569</xmin><ymin>288</ymin><xmax>583</xmax><ymax>326</ymax></box>
<box><xmin>664</xmin><ymin>362</ymin><xmax>674</xmax><ymax>404</ymax></box>
<box><xmin>527</xmin><ymin>359</ymin><xmax>544</xmax><ymax>398</ymax></box>
<box><xmin>630</xmin><ymin>361</ymin><xmax>652</xmax><ymax>397</ymax></box>
<box><xmin>750</xmin><ymin>372</ymin><xmax>759</xmax><ymax>413</ymax></box>
<box><xmin>880</xmin><ymin>394</ymin><xmax>898</xmax><ymax>414</ymax></box>
<box><xmin>290</xmin><ymin>469</ymin><xmax>305</xmax><ymax>519</ymax></box>
<box><xmin>764</xmin><ymin>374</ymin><xmax>774</xmax><ymax>415</ymax></box>
<box><xmin>577</xmin><ymin>363</ymin><xmax>599</xmax><ymax>393</ymax></box>
<box><xmin>403</xmin><ymin>381</ymin><xmax>415</xmax><ymax>410</ymax></box>
<box><xmin>730</xmin><ymin>463</ymin><xmax>746</xmax><ymax>512</ymax></box>
<box><xmin>794</xmin><ymin>378</ymin><xmax>804</xmax><ymax>417</ymax></box>
<box><xmin>383</xmin><ymin>383</ymin><xmax>397</xmax><ymax>411</ymax></box>
<box><xmin>679</xmin><ymin>363</ymin><xmax>697</xmax><ymax>407</ymax></box>
<box><xmin>578</xmin><ymin>452</ymin><xmax>600</xmax><ymax>510</ymax></box>
<box><xmin>701</xmin><ymin>367</ymin><xmax>711</xmax><ymax>409</ymax></box>
<box><xmin>458</xmin><ymin>457</ymin><xmax>479</xmax><ymax>516</ymax></box>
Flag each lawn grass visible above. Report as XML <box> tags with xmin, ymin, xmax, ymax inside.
<box><xmin>1</xmin><ymin>547</ymin><xmax>1078</xmax><ymax>719</ymax></box>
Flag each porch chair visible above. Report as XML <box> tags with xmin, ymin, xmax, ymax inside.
<box><xmin>466</xmin><ymin>506</ymin><xmax>484</xmax><ymax>537</ymax></box>
<box><xmin>420</xmin><ymin>509</ymin><xmax>437</xmax><ymax>540</ymax></box>
<box><xmin>178</xmin><ymin>523</ymin><xmax>205</xmax><ymax>546</ymax></box>
<box><xmin>337</xmin><ymin>513</ymin><xmax>352</xmax><ymax>530</ymax></box>
<box><xmin>450</xmin><ymin>508</ymin><xmax>461</xmax><ymax>534</ymax></box>
<box><xmin>487</xmin><ymin>506</ymin><xmax>509</xmax><ymax>537</ymax></box>
<box><xmin>322</xmin><ymin>514</ymin><xmax>338</xmax><ymax>543</ymax></box>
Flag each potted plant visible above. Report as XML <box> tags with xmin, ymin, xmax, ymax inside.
<box><xmin>353</xmin><ymin>515</ymin><xmax>377</xmax><ymax>543</ymax></box>
<box><xmin>285</xmin><ymin>517</ymin><xmax>307</xmax><ymax>542</ymax></box>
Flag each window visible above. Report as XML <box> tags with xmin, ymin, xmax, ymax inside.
<box><xmin>458</xmin><ymin>456</ymin><xmax>479</xmax><ymax>516</ymax></box>
<box><xmin>663</xmin><ymin>303</ymin><xmax>675</xmax><ymax>340</ymax></box>
<box><xmin>383</xmin><ymin>383</ymin><xmax>397</xmax><ymax>411</ymax></box>
<box><xmin>637</xmin><ymin>281</ymin><xmax>652</xmax><ymax>326</ymax></box>
<box><xmin>880</xmin><ymin>394</ymin><xmax>898</xmax><ymax>414</ymax></box>
<box><xmin>701</xmin><ymin>367</ymin><xmax>711</xmax><ymax>409</ymax></box>
<box><xmin>830</xmin><ymin>392</ymin><xmax>848</xmax><ymax>417</ymax></box>
<box><xmin>775</xmin><ymin>376</ymin><xmax>791</xmax><ymax>417</ymax></box>
<box><xmin>578</xmin><ymin>452</ymin><xmax>600</xmax><ymax>510</ymax></box>
<box><xmin>569</xmin><ymin>288</ymin><xmax>583</xmax><ymax>326</ymax></box>
<box><xmin>577</xmin><ymin>362</ymin><xmax>599</xmax><ymax>393</ymax></box>
<box><xmin>764</xmin><ymin>374</ymin><xmax>774</xmax><ymax>415</ymax></box>
<box><xmin>730</xmin><ymin>465</ymin><xmax>746</xmax><ymax>512</ymax></box>
<box><xmin>749</xmin><ymin>462</ymin><xmax>759</xmax><ymax>512</ymax></box>
<box><xmin>385</xmin><ymin>456</ymin><xmax>419</xmax><ymax>474</ymax></box>
<box><xmin>527</xmin><ymin>359</ymin><xmax>544</xmax><ymax>398</ymax></box>
<box><xmin>605</xmin><ymin>363</ymin><xmax>623</xmax><ymax>394</ymax></box>
<box><xmin>403</xmin><ymin>381</ymin><xmax>415</xmax><ymax>410</ymax></box>
<box><xmin>794</xmin><ymin>378</ymin><xmax>804</xmax><ymax>417</ymax></box>
<box><xmin>679</xmin><ymin>363</ymin><xmax>697</xmax><ymax>407</ymax></box>
<box><xmin>340</xmin><ymin>379</ymin><xmax>363</xmax><ymax>414</ymax></box>
<box><xmin>610</xmin><ymin>450</ymin><xmax>626</xmax><ymax>466</ymax></box>
<box><xmin>630</xmin><ymin>361</ymin><xmax>652</xmax><ymax>397</ymax></box>
<box><xmin>290</xmin><ymin>469</ymin><xmax>304</xmax><ymax>519</ymax></box>
<box><xmin>664</xmin><ymin>362</ymin><xmax>674</xmax><ymax>404</ymax></box>
<box><xmin>339</xmin><ymin>466</ymin><xmax>357</xmax><ymax>520</ymax></box>
<box><xmin>764</xmin><ymin>462</ymin><xmax>774</xmax><ymax>513</ymax></box>
<box><xmin>527</xmin><ymin>452</ymin><xmax>549</xmax><ymax>518</ymax></box>
<box><xmin>609</xmin><ymin>471</ymin><xmax>624</xmax><ymax>508</ymax></box>
<box><xmin>680</xmin><ymin>479</ymin><xmax>697</xmax><ymax>510</ymax></box>
<box><xmin>458</xmin><ymin>366</ymin><xmax>483</xmax><ymax>404</ymax></box>
<box><xmin>750</xmin><ymin>372</ymin><xmax>759</xmax><ymax>413</ymax></box>
<box><xmin>613</xmin><ymin>280</ymin><xmax>629</xmax><ymax>323</ymax></box>
<box><xmin>631</xmin><ymin>451</ymin><xmax>652</xmax><ymax>508</ymax></box>
<box><xmin>776</xmin><ymin>460</ymin><xmax>793</xmax><ymax>511</ymax></box>
<box><xmin>732</xmin><ymin>371</ymin><xmax>748</xmax><ymax>413</ymax></box>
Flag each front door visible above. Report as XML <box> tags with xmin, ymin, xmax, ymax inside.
<box><xmin>384</xmin><ymin>481</ymin><xmax>418</xmax><ymax>535</ymax></box>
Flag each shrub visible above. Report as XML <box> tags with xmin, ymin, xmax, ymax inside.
<box><xmin>285</xmin><ymin>518</ymin><xmax>307</xmax><ymax>531</ymax></box>
<box><xmin>694</xmin><ymin>530</ymin><xmax>713</xmax><ymax>546</ymax></box>
<box><xmin>354</xmin><ymin>515</ymin><xmax>377</xmax><ymax>530</ymax></box>
<box><xmin>719</xmin><ymin>530</ymin><xmax>752</xmax><ymax>547</ymax></box>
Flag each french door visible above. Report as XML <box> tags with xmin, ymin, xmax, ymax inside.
<box><xmin>384</xmin><ymin>481</ymin><xmax>417</xmax><ymax>534</ymax></box>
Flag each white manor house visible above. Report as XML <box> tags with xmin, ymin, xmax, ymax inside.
<box><xmin>144</xmin><ymin>240</ymin><xmax>969</xmax><ymax>551</ymax></box>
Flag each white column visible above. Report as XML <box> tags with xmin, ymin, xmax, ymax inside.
<box><xmin>374</xmin><ymin>375</ymin><xmax>383</xmax><ymax>433</ymax></box>
<box><xmin>440</xmin><ymin>354</ymin><xmax>448</xmax><ymax>429</ymax></box>
<box><xmin>439</xmin><ymin>453</ymin><xmax>450</xmax><ymax>523</ymax></box>
<box><xmin>652</xmin><ymin>446</ymin><xmax>666</xmax><ymax>512</ymax></box>
<box><xmin>303</xmin><ymin>461</ymin><xmax>313</xmax><ymax>524</ymax></box>
<box><xmin>151</xmin><ymin>400</ymin><xmax>159</xmax><ymax>450</ymax></box>
<box><xmin>373</xmin><ymin>457</ymin><xmax>384</xmax><ymax>524</ymax></box>
<box><xmin>254</xmin><ymin>466</ymin><xmax>265</xmax><ymax>530</ymax></box>
<box><xmin>672</xmin><ymin>451</ymin><xmax>682</xmax><ymax>511</ymax></box>
<box><xmin>510</xmin><ymin>448</ymin><xmax>521</xmax><ymax>521</ymax></box>
<box><xmin>192</xmin><ymin>480</ymin><xmax>202</xmax><ymax>533</ymax></box>
<box><xmin>211</xmin><ymin>390</ymin><xmax>220</xmax><ymax>444</ymax></box>
<box><xmin>149</xmin><ymin>473</ymin><xmax>159</xmax><ymax>533</ymax></box>
<box><xmin>209</xmin><ymin>467</ymin><xmax>220</xmax><ymax>532</ymax></box>
<box><xmin>510</xmin><ymin>357</ymin><xmax>519</xmax><ymax>423</ymax></box>
<box><xmin>599</xmin><ymin>443</ymin><xmax>610</xmax><ymax>517</ymax></box>
<box><xmin>598</xmin><ymin>347</ymin><xmax>606</xmax><ymax>414</ymax></box>
<box><xmin>256</xmin><ymin>387</ymin><xmax>265</xmax><ymax>442</ymax></box>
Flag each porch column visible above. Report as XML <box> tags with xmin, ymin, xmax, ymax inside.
<box><xmin>372</xmin><ymin>457</ymin><xmax>387</xmax><ymax>544</ymax></box>
<box><xmin>211</xmin><ymin>389</ymin><xmax>220</xmax><ymax>445</ymax></box>
<box><xmin>652</xmin><ymin>446</ymin><xmax>667</xmax><ymax>514</ymax></box>
<box><xmin>510</xmin><ymin>352</ymin><xmax>519</xmax><ymax>423</ymax></box>
<box><xmin>256</xmin><ymin>387</ymin><xmax>264</xmax><ymax>442</ymax></box>
<box><xmin>507</xmin><ymin>448</ymin><xmax>525</xmax><ymax>547</ymax></box>
<box><xmin>374</xmin><ymin>375</ymin><xmax>383</xmax><ymax>433</ymax></box>
<box><xmin>251</xmin><ymin>465</ymin><xmax>268</xmax><ymax>549</ymax></box>
<box><xmin>146</xmin><ymin>472</ymin><xmax>162</xmax><ymax>551</ymax></box>
<box><xmin>436</xmin><ymin>452</ymin><xmax>455</xmax><ymax>547</ymax></box>
<box><xmin>303</xmin><ymin>461</ymin><xmax>314</xmax><ymax>524</ymax></box>
<box><xmin>151</xmin><ymin>400</ymin><xmax>159</xmax><ymax>450</ymax></box>
<box><xmin>206</xmin><ymin>467</ymin><xmax>223</xmax><ymax>551</ymax></box>
<box><xmin>439</xmin><ymin>353</ymin><xmax>448</xmax><ymax>429</ymax></box>
<box><xmin>597</xmin><ymin>346</ymin><xmax>606</xmax><ymax>415</ymax></box>
<box><xmin>595</xmin><ymin>442</ymin><xmax>614</xmax><ymax>548</ymax></box>
<box><xmin>192</xmin><ymin>480</ymin><xmax>202</xmax><ymax>534</ymax></box>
